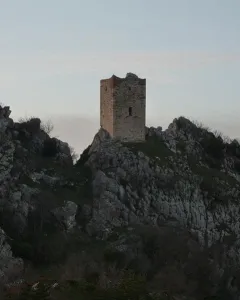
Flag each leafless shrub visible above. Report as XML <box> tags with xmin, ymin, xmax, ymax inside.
<box><xmin>212</xmin><ymin>130</ymin><xmax>234</xmax><ymax>145</ymax></box>
<box><xmin>222</xmin><ymin>135</ymin><xmax>232</xmax><ymax>144</ymax></box>
<box><xmin>58</xmin><ymin>251</ymin><xmax>129</xmax><ymax>290</ymax></box>
<box><xmin>41</xmin><ymin>120</ymin><xmax>54</xmax><ymax>135</ymax></box>
<box><xmin>191</xmin><ymin>118</ymin><xmax>211</xmax><ymax>132</ymax></box>
<box><xmin>191</xmin><ymin>119</ymin><xmax>233</xmax><ymax>145</ymax></box>
<box><xmin>213</xmin><ymin>129</ymin><xmax>223</xmax><ymax>138</ymax></box>
<box><xmin>18</xmin><ymin>116</ymin><xmax>35</xmax><ymax>123</ymax></box>
<box><xmin>18</xmin><ymin>116</ymin><xmax>54</xmax><ymax>135</ymax></box>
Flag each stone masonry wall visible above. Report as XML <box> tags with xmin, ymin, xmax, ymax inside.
<box><xmin>100</xmin><ymin>79</ymin><xmax>113</xmax><ymax>136</ymax></box>
<box><xmin>100</xmin><ymin>73</ymin><xmax>146</xmax><ymax>142</ymax></box>
<box><xmin>113</xmin><ymin>74</ymin><xmax>146</xmax><ymax>142</ymax></box>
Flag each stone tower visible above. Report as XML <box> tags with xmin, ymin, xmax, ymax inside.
<box><xmin>100</xmin><ymin>73</ymin><xmax>146</xmax><ymax>142</ymax></box>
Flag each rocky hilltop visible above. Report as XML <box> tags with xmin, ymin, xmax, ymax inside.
<box><xmin>0</xmin><ymin>104</ymin><xmax>240</xmax><ymax>299</ymax></box>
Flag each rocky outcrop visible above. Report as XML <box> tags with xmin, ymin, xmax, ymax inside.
<box><xmin>52</xmin><ymin>201</ymin><xmax>78</xmax><ymax>231</ymax></box>
<box><xmin>0</xmin><ymin>105</ymin><xmax>75</xmax><ymax>282</ymax></box>
<box><xmin>82</xmin><ymin>120</ymin><xmax>240</xmax><ymax>265</ymax></box>
<box><xmin>0</xmin><ymin>104</ymin><xmax>240</xmax><ymax>299</ymax></box>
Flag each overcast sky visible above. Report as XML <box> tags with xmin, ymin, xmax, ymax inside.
<box><xmin>0</xmin><ymin>0</ymin><xmax>240</xmax><ymax>154</ymax></box>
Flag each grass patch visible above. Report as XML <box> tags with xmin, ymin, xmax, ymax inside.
<box><xmin>124</xmin><ymin>136</ymin><xmax>173</xmax><ymax>165</ymax></box>
<box><xmin>6</xmin><ymin>273</ymin><xmax>155</xmax><ymax>300</ymax></box>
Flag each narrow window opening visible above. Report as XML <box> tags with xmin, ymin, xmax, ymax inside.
<box><xmin>129</xmin><ymin>107</ymin><xmax>132</xmax><ymax>116</ymax></box>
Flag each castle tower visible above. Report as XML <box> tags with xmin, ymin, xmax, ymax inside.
<box><xmin>100</xmin><ymin>73</ymin><xmax>146</xmax><ymax>142</ymax></box>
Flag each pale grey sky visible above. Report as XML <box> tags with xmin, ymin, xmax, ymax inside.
<box><xmin>0</xmin><ymin>0</ymin><xmax>240</xmax><ymax>154</ymax></box>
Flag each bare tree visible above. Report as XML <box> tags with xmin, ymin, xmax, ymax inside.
<box><xmin>191</xmin><ymin>118</ymin><xmax>211</xmax><ymax>132</ymax></box>
<box><xmin>41</xmin><ymin>120</ymin><xmax>54</xmax><ymax>135</ymax></box>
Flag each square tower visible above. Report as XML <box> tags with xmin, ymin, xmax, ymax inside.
<box><xmin>100</xmin><ymin>73</ymin><xmax>146</xmax><ymax>142</ymax></box>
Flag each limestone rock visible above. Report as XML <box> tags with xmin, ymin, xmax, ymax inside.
<box><xmin>83</xmin><ymin>117</ymin><xmax>240</xmax><ymax>267</ymax></box>
<box><xmin>0</xmin><ymin>102</ymin><xmax>240</xmax><ymax>298</ymax></box>
<box><xmin>52</xmin><ymin>201</ymin><xmax>78</xmax><ymax>231</ymax></box>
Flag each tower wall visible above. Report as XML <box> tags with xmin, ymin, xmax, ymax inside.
<box><xmin>100</xmin><ymin>73</ymin><xmax>146</xmax><ymax>142</ymax></box>
<box><xmin>113</xmin><ymin>74</ymin><xmax>146</xmax><ymax>142</ymax></box>
<box><xmin>100</xmin><ymin>78</ymin><xmax>114</xmax><ymax>136</ymax></box>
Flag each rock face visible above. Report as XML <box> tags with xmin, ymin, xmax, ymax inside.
<box><xmin>0</xmin><ymin>104</ymin><xmax>240</xmax><ymax>299</ymax></box>
<box><xmin>52</xmin><ymin>201</ymin><xmax>78</xmax><ymax>231</ymax></box>
<box><xmin>84</xmin><ymin>121</ymin><xmax>240</xmax><ymax>262</ymax></box>
<box><xmin>0</xmin><ymin>105</ymin><xmax>75</xmax><ymax>282</ymax></box>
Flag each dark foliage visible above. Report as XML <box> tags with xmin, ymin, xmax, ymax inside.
<box><xmin>18</xmin><ymin>118</ymin><xmax>41</xmax><ymax>134</ymax></box>
<box><xmin>226</xmin><ymin>140</ymin><xmax>240</xmax><ymax>159</ymax></box>
<box><xmin>42</xmin><ymin>138</ymin><xmax>58</xmax><ymax>157</ymax></box>
<box><xmin>200</xmin><ymin>134</ymin><xmax>225</xmax><ymax>161</ymax></box>
<box><xmin>234</xmin><ymin>160</ymin><xmax>240</xmax><ymax>173</ymax></box>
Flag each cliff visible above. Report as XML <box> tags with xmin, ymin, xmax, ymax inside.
<box><xmin>0</xmin><ymin>105</ymin><xmax>240</xmax><ymax>299</ymax></box>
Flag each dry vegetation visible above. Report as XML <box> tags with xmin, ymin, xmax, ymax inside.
<box><xmin>2</xmin><ymin>225</ymin><xmax>238</xmax><ymax>299</ymax></box>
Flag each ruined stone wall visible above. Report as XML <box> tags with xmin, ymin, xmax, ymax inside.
<box><xmin>100</xmin><ymin>79</ymin><xmax>113</xmax><ymax>136</ymax></box>
<box><xmin>113</xmin><ymin>74</ymin><xmax>146</xmax><ymax>142</ymax></box>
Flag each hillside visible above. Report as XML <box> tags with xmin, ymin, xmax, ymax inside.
<box><xmin>0</xmin><ymin>104</ymin><xmax>240</xmax><ymax>299</ymax></box>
